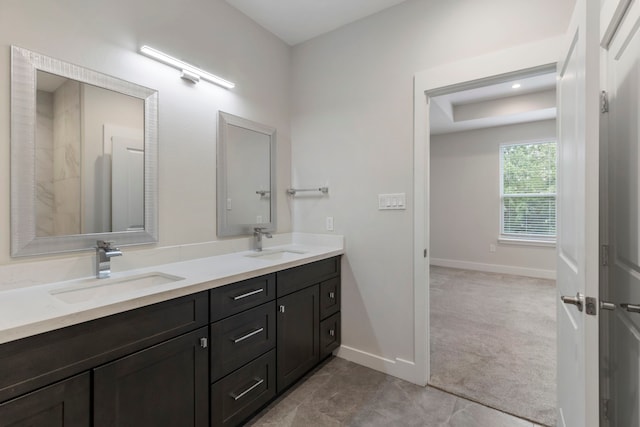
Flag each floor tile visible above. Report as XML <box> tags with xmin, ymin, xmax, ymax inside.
<box><xmin>247</xmin><ymin>357</ymin><xmax>537</xmax><ymax>427</ymax></box>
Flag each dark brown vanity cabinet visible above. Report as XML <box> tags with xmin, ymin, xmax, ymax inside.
<box><xmin>93</xmin><ymin>328</ymin><xmax>209</xmax><ymax>427</ymax></box>
<box><xmin>276</xmin><ymin>284</ymin><xmax>320</xmax><ymax>393</ymax></box>
<box><xmin>0</xmin><ymin>292</ymin><xmax>209</xmax><ymax>427</ymax></box>
<box><xmin>210</xmin><ymin>274</ymin><xmax>277</xmax><ymax>427</ymax></box>
<box><xmin>276</xmin><ymin>256</ymin><xmax>341</xmax><ymax>393</ymax></box>
<box><xmin>0</xmin><ymin>256</ymin><xmax>341</xmax><ymax>427</ymax></box>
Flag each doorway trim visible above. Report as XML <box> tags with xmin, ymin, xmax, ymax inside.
<box><xmin>412</xmin><ymin>36</ymin><xmax>563</xmax><ymax>385</ymax></box>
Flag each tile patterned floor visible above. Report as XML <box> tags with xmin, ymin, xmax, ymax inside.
<box><xmin>247</xmin><ymin>357</ymin><xmax>544</xmax><ymax>427</ymax></box>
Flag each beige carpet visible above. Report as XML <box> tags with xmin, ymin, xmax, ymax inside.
<box><xmin>429</xmin><ymin>266</ymin><xmax>557</xmax><ymax>426</ymax></box>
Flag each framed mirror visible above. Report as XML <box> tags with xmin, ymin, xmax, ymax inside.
<box><xmin>217</xmin><ymin>111</ymin><xmax>276</xmax><ymax>237</ymax></box>
<box><xmin>11</xmin><ymin>46</ymin><xmax>159</xmax><ymax>256</ymax></box>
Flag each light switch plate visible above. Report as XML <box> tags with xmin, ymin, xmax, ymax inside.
<box><xmin>378</xmin><ymin>193</ymin><xmax>406</xmax><ymax>210</ymax></box>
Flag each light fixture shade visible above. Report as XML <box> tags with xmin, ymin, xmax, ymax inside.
<box><xmin>140</xmin><ymin>45</ymin><xmax>235</xmax><ymax>89</ymax></box>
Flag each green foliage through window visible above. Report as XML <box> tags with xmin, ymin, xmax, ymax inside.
<box><xmin>501</xmin><ymin>141</ymin><xmax>556</xmax><ymax>238</ymax></box>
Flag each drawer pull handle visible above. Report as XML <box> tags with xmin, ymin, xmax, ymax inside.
<box><xmin>232</xmin><ymin>288</ymin><xmax>264</xmax><ymax>300</ymax></box>
<box><xmin>230</xmin><ymin>377</ymin><xmax>264</xmax><ymax>401</ymax></box>
<box><xmin>329</xmin><ymin>329</ymin><xmax>335</xmax><ymax>337</ymax></box>
<box><xmin>200</xmin><ymin>337</ymin><xmax>208</xmax><ymax>348</ymax></box>
<box><xmin>329</xmin><ymin>291</ymin><xmax>335</xmax><ymax>299</ymax></box>
<box><xmin>232</xmin><ymin>327</ymin><xmax>264</xmax><ymax>344</ymax></box>
<box><xmin>279</xmin><ymin>305</ymin><xmax>285</xmax><ymax>313</ymax></box>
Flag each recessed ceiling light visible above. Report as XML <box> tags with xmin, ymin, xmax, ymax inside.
<box><xmin>512</xmin><ymin>83</ymin><xmax>521</xmax><ymax>89</ymax></box>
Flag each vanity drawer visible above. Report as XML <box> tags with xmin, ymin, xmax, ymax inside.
<box><xmin>276</xmin><ymin>256</ymin><xmax>340</xmax><ymax>297</ymax></box>
<box><xmin>319</xmin><ymin>277</ymin><xmax>340</xmax><ymax>320</ymax></box>
<box><xmin>211</xmin><ymin>349</ymin><xmax>276</xmax><ymax>427</ymax></box>
<box><xmin>0</xmin><ymin>292</ymin><xmax>208</xmax><ymax>403</ymax></box>
<box><xmin>210</xmin><ymin>274</ymin><xmax>276</xmax><ymax>322</ymax></box>
<box><xmin>211</xmin><ymin>301</ymin><xmax>276</xmax><ymax>382</ymax></box>
<box><xmin>319</xmin><ymin>313</ymin><xmax>341</xmax><ymax>360</ymax></box>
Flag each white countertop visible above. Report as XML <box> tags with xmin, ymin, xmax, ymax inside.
<box><xmin>0</xmin><ymin>242</ymin><xmax>343</xmax><ymax>345</ymax></box>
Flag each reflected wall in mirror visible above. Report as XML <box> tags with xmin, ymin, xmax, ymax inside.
<box><xmin>11</xmin><ymin>46</ymin><xmax>158</xmax><ymax>256</ymax></box>
<box><xmin>35</xmin><ymin>71</ymin><xmax>145</xmax><ymax>237</ymax></box>
<box><xmin>217</xmin><ymin>112</ymin><xmax>276</xmax><ymax>237</ymax></box>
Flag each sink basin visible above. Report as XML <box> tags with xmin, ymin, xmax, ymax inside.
<box><xmin>49</xmin><ymin>272</ymin><xmax>184</xmax><ymax>304</ymax></box>
<box><xmin>245</xmin><ymin>249</ymin><xmax>307</xmax><ymax>261</ymax></box>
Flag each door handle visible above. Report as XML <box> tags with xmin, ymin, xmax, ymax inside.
<box><xmin>232</xmin><ymin>327</ymin><xmax>264</xmax><ymax>344</ymax></box>
<box><xmin>620</xmin><ymin>303</ymin><xmax>640</xmax><ymax>313</ymax></box>
<box><xmin>232</xmin><ymin>288</ymin><xmax>264</xmax><ymax>300</ymax></box>
<box><xmin>600</xmin><ymin>301</ymin><xmax>616</xmax><ymax>311</ymax></box>
<box><xmin>230</xmin><ymin>377</ymin><xmax>264</xmax><ymax>401</ymax></box>
<box><xmin>561</xmin><ymin>293</ymin><xmax>584</xmax><ymax>312</ymax></box>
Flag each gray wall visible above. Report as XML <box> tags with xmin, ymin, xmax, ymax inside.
<box><xmin>431</xmin><ymin>120</ymin><xmax>557</xmax><ymax>278</ymax></box>
<box><xmin>0</xmin><ymin>0</ymin><xmax>292</xmax><ymax>265</ymax></box>
<box><xmin>290</xmin><ymin>0</ymin><xmax>573</xmax><ymax>373</ymax></box>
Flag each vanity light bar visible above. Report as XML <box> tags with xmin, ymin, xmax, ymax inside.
<box><xmin>140</xmin><ymin>45</ymin><xmax>235</xmax><ymax>89</ymax></box>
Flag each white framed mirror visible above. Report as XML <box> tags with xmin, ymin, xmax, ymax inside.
<box><xmin>217</xmin><ymin>111</ymin><xmax>276</xmax><ymax>237</ymax></box>
<box><xmin>11</xmin><ymin>46</ymin><xmax>159</xmax><ymax>256</ymax></box>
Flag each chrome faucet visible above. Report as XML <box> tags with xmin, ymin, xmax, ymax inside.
<box><xmin>96</xmin><ymin>240</ymin><xmax>122</xmax><ymax>279</ymax></box>
<box><xmin>253</xmin><ymin>227</ymin><xmax>272</xmax><ymax>251</ymax></box>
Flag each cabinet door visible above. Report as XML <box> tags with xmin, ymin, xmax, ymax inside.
<box><xmin>211</xmin><ymin>301</ymin><xmax>276</xmax><ymax>382</ymax></box>
<box><xmin>276</xmin><ymin>285</ymin><xmax>319</xmax><ymax>393</ymax></box>
<box><xmin>94</xmin><ymin>328</ymin><xmax>209</xmax><ymax>427</ymax></box>
<box><xmin>210</xmin><ymin>274</ymin><xmax>275</xmax><ymax>322</ymax></box>
<box><xmin>0</xmin><ymin>373</ymin><xmax>89</xmax><ymax>427</ymax></box>
<box><xmin>211</xmin><ymin>349</ymin><xmax>276</xmax><ymax>427</ymax></box>
<box><xmin>319</xmin><ymin>312</ymin><xmax>341</xmax><ymax>360</ymax></box>
<box><xmin>319</xmin><ymin>277</ymin><xmax>340</xmax><ymax>319</ymax></box>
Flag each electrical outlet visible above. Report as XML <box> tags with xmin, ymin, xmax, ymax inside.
<box><xmin>326</xmin><ymin>216</ymin><xmax>334</xmax><ymax>231</ymax></box>
<box><xmin>489</xmin><ymin>244</ymin><xmax>496</xmax><ymax>253</ymax></box>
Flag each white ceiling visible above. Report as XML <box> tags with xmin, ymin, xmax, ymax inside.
<box><xmin>223</xmin><ymin>1</ymin><xmax>556</xmax><ymax>134</ymax></box>
<box><xmin>225</xmin><ymin>0</ymin><xmax>408</xmax><ymax>45</ymax></box>
<box><xmin>430</xmin><ymin>72</ymin><xmax>557</xmax><ymax>135</ymax></box>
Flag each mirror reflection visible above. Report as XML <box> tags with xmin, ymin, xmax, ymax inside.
<box><xmin>217</xmin><ymin>112</ymin><xmax>276</xmax><ymax>237</ymax></box>
<box><xmin>11</xmin><ymin>45</ymin><xmax>158</xmax><ymax>257</ymax></box>
<box><xmin>226</xmin><ymin>124</ymin><xmax>271</xmax><ymax>225</ymax></box>
<box><xmin>35</xmin><ymin>71</ymin><xmax>145</xmax><ymax>237</ymax></box>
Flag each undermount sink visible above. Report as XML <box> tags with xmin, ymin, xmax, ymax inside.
<box><xmin>49</xmin><ymin>272</ymin><xmax>185</xmax><ymax>304</ymax></box>
<box><xmin>245</xmin><ymin>248</ymin><xmax>307</xmax><ymax>261</ymax></box>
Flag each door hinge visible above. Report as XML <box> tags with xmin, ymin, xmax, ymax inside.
<box><xmin>423</xmin><ymin>249</ymin><xmax>427</xmax><ymax>258</ymax></box>
<box><xmin>601</xmin><ymin>90</ymin><xmax>609</xmax><ymax>113</ymax></box>
<box><xmin>601</xmin><ymin>244</ymin><xmax>609</xmax><ymax>266</ymax></box>
<box><xmin>602</xmin><ymin>398</ymin><xmax>610</xmax><ymax>420</ymax></box>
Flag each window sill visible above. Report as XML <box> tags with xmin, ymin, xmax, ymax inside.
<box><xmin>498</xmin><ymin>237</ymin><xmax>556</xmax><ymax>248</ymax></box>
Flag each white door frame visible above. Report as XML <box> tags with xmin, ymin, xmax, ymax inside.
<box><xmin>412</xmin><ymin>37</ymin><xmax>564</xmax><ymax>385</ymax></box>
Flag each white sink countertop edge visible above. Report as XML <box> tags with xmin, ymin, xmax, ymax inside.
<box><xmin>0</xmin><ymin>243</ymin><xmax>344</xmax><ymax>345</ymax></box>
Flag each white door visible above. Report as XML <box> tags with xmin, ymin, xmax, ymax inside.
<box><xmin>111</xmin><ymin>136</ymin><xmax>144</xmax><ymax>232</ymax></box>
<box><xmin>602</xmin><ymin>0</ymin><xmax>640</xmax><ymax>424</ymax></box>
<box><xmin>556</xmin><ymin>0</ymin><xmax>601</xmax><ymax>425</ymax></box>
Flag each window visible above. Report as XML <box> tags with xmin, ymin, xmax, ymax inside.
<box><xmin>500</xmin><ymin>141</ymin><xmax>556</xmax><ymax>242</ymax></box>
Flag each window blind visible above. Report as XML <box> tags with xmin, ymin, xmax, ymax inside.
<box><xmin>500</xmin><ymin>141</ymin><xmax>557</xmax><ymax>239</ymax></box>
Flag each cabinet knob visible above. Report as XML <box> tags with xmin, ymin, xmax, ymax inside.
<box><xmin>199</xmin><ymin>337</ymin><xmax>208</xmax><ymax>348</ymax></box>
<box><xmin>279</xmin><ymin>305</ymin><xmax>285</xmax><ymax>313</ymax></box>
<box><xmin>329</xmin><ymin>291</ymin><xmax>335</xmax><ymax>299</ymax></box>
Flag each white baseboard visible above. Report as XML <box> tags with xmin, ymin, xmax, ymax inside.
<box><xmin>335</xmin><ymin>345</ymin><xmax>425</xmax><ymax>386</ymax></box>
<box><xmin>430</xmin><ymin>258</ymin><xmax>555</xmax><ymax>280</ymax></box>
